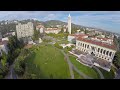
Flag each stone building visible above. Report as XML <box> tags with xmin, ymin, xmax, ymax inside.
<box><xmin>36</xmin><ymin>24</ymin><xmax>45</xmax><ymax>33</ymax></box>
<box><xmin>68</xmin><ymin>34</ymin><xmax>117</xmax><ymax>71</ymax></box>
<box><xmin>16</xmin><ymin>22</ymin><xmax>34</xmax><ymax>39</ymax></box>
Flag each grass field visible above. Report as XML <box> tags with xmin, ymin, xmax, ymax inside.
<box><xmin>69</xmin><ymin>54</ymin><xmax>115</xmax><ymax>79</ymax></box>
<box><xmin>69</xmin><ymin>55</ymin><xmax>100</xmax><ymax>79</ymax></box>
<box><xmin>24</xmin><ymin>44</ymin><xmax>71</xmax><ymax>79</ymax></box>
<box><xmin>98</xmin><ymin>68</ymin><xmax>115</xmax><ymax>79</ymax></box>
<box><xmin>73</xmin><ymin>70</ymin><xmax>84</xmax><ymax>79</ymax></box>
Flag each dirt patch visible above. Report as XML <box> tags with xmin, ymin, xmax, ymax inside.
<box><xmin>24</xmin><ymin>44</ymin><xmax>33</xmax><ymax>49</ymax></box>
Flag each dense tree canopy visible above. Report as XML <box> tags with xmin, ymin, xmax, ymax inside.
<box><xmin>113</xmin><ymin>51</ymin><xmax>120</xmax><ymax>69</ymax></box>
<box><xmin>32</xmin><ymin>29</ymin><xmax>40</xmax><ymax>41</ymax></box>
<box><xmin>7</xmin><ymin>36</ymin><xmax>24</xmax><ymax>65</ymax></box>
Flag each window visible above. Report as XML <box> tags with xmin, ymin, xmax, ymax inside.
<box><xmin>81</xmin><ymin>43</ymin><xmax>82</xmax><ymax>46</ymax></box>
<box><xmin>100</xmin><ymin>49</ymin><xmax>103</xmax><ymax>53</ymax></box>
<box><xmin>87</xmin><ymin>45</ymin><xmax>89</xmax><ymax>48</ymax></box>
<box><xmin>103</xmin><ymin>50</ymin><xmax>106</xmax><ymax>54</ymax></box>
<box><xmin>98</xmin><ymin>48</ymin><xmax>100</xmax><ymax>52</ymax></box>
<box><xmin>109</xmin><ymin>52</ymin><xmax>112</xmax><ymax>56</ymax></box>
<box><xmin>106</xmin><ymin>51</ymin><xmax>109</xmax><ymax>55</ymax></box>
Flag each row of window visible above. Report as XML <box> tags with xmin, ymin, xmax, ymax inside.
<box><xmin>77</xmin><ymin>42</ymin><xmax>113</xmax><ymax>57</ymax></box>
<box><xmin>97</xmin><ymin>48</ymin><xmax>112</xmax><ymax>56</ymax></box>
<box><xmin>78</xmin><ymin>42</ymin><xmax>89</xmax><ymax>49</ymax></box>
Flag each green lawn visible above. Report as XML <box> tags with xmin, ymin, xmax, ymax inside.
<box><xmin>69</xmin><ymin>55</ymin><xmax>100</xmax><ymax>79</ymax></box>
<box><xmin>24</xmin><ymin>45</ymin><xmax>71</xmax><ymax>79</ymax></box>
<box><xmin>57</xmin><ymin>39</ymin><xmax>69</xmax><ymax>44</ymax></box>
<box><xmin>73</xmin><ymin>70</ymin><xmax>84</xmax><ymax>79</ymax></box>
<box><xmin>98</xmin><ymin>68</ymin><xmax>115</xmax><ymax>79</ymax></box>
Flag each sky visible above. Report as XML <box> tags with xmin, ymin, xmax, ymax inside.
<box><xmin>0</xmin><ymin>11</ymin><xmax>120</xmax><ymax>33</ymax></box>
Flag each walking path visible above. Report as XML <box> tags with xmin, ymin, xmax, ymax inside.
<box><xmin>61</xmin><ymin>50</ymin><xmax>74</xmax><ymax>79</ymax></box>
<box><xmin>93</xmin><ymin>66</ymin><xmax>104</xmax><ymax>79</ymax></box>
<box><xmin>61</xmin><ymin>50</ymin><xmax>93</xmax><ymax>79</ymax></box>
<box><xmin>5</xmin><ymin>63</ymin><xmax>18</xmax><ymax>79</ymax></box>
<box><xmin>72</xmin><ymin>64</ymin><xmax>93</xmax><ymax>79</ymax></box>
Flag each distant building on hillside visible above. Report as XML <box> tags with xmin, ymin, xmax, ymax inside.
<box><xmin>16</xmin><ymin>22</ymin><xmax>34</xmax><ymax>39</ymax></box>
<box><xmin>36</xmin><ymin>24</ymin><xmax>45</xmax><ymax>33</ymax></box>
<box><xmin>0</xmin><ymin>37</ymin><xmax>9</xmax><ymax>56</ymax></box>
<box><xmin>4</xmin><ymin>32</ymin><xmax>16</xmax><ymax>37</ymax></box>
<box><xmin>45</xmin><ymin>28</ymin><xmax>61</xmax><ymax>34</ymax></box>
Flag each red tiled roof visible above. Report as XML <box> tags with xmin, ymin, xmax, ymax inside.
<box><xmin>97</xmin><ymin>37</ymin><xmax>111</xmax><ymax>41</ymax></box>
<box><xmin>69</xmin><ymin>34</ymin><xmax>88</xmax><ymax>37</ymax></box>
<box><xmin>36</xmin><ymin>25</ymin><xmax>44</xmax><ymax>28</ymax></box>
<box><xmin>77</xmin><ymin>36</ymin><xmax>116</xmax><ymax>50</ymax></box>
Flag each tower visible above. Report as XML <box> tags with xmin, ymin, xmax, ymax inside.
<box><xmin>68</xmin><ymin>14</ymin><xmax>71</xmax><ymax>34</ymax></box>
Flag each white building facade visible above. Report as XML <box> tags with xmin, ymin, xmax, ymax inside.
<box><xmin>16</xmin><ymin>22</ymin><xmax>34</xmax><ymax>39</ymax></box>
<box><xmin>76</xmin><ymin>40</ymin><xmax>116</xmax><ymax>62</ymax></box>
<box><xmin>0</xmin><ymin>39</ymin><xmax>9</xmax><ymax>56</ymax></box>
<box><xmin>36</xmin><ymin>25</ymin><xmax>44</xmax><ymax>33</ymax></box>
<box><xmin>68</xmin><ymin>34</ymin><xmax>116</xmax><ymax>71</ymax></box>
<box><xmin>45</xmin><ymin>28</ymin><xmax>61</xmax><ymax>34</ymax></box>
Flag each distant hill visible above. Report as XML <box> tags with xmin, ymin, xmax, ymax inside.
<box><xmin>44</xmin><ymin>20</ymin><xmax>67</xmax><ymax>26</ymax></box>
<box><xmin>43</xmin><ymin>20</ymin><xmax>84</xmax><ymax>29</ymax></box>
<box><xmin>0</xmin><ymin>19</ymin><xmax>119</xmax><ymax>36</ymax></box>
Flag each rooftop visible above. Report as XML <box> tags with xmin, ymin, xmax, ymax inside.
<box><xmin>46</xmin><ymin>28</ymin><xmax>61</xmax><ymax>31</ymax></box>
<box><xmin>36</xmin><ymin>25</ymin><xmax>44</xmax><ymax>28</ymax></box>
<box><xmin>70</xmin><ymin>34</ymin><xmax>116</xmax><ymax>50</ymax></box>
<box><xmin>77</xmin><ymin>36</ymin><xmax>116</xmax><ymax>50</ymax></box>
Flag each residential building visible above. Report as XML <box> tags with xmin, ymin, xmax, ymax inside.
<box><xmin>0</xmin><ymin>37</ymin><xmax>9</xmax><ymax>56</ymax></box>
<box><xmin>16</xmin><ymin>22</ymin><xmax>34</xmax><ymax>39</ymax></box>
<box><xmin>36</xmin><ymin>24</ymin><xmax>44</xmax><ymax>33</ymax></box>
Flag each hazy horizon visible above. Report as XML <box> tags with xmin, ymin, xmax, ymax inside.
<box><xmin>0</xmin><ymin>11</ymin><xmax>120</xmax><ymax>34</ymax></box>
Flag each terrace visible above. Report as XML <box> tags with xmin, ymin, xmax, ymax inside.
<box><xmin>93</xmin><ymin>58</ymin><xmax>111</xmax><ymax>72</ymax></box>
<box><xmin>69</xmin><ymin>49</ymin><xmax>112</xmax><ymax>71</ymax></box>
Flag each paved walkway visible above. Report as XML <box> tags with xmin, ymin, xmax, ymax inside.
<box><xmin>93</xmin><ymin>66</ymin><xmax>104</xmax><ymax>79</ymax></box>
<box><xmin>61</xmin><ymin>50</ymin><xmax>93</xmax><ymax>79</ymax></box>
<box><xmin>61</xmin><ymin>50</ymin><xmax>74</xmax><ymax>79</ymax></box>
<box><xmin>72</xmin><ymin>65</ymin><xmax>93</xmax><ymax>79</ymax></box>
<box><xmin>5</xmin><ymin>63</ymin><xmax>18</xmax><ymax>79</ymax></box>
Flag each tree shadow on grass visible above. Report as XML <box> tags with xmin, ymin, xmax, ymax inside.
<box><xmin>24</xmin><ymin>52</ymin><xmax>49</xmax><ymax>79</ymax></box>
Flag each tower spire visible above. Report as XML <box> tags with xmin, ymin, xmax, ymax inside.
<box><xmin>68</xmin><ymin>14</ymin><xmax>71</xmax><ymax>34</ymax></box>
<box><xmin>68</xmin><ymin>14</ymin><xmax>71</xmax><ymax>17</ymax></box>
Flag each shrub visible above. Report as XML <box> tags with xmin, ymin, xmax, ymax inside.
<box><xmin>54</xmin><ymin>43</ymin><xmax>63</xmax><ymax>49</ymax></box>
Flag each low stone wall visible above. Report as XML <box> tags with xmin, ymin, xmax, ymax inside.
<box><xmin>76</xmin><ymin>58</ymin><xmax>93</xmax><ymax>68</ymax></box>
<box><xmin>93</xmin><ymin>63</ymin><xmax>110</xmax><ymax>72</ymax></box>
<box><xmin>68</xmin><ymin>51</ymin><xmax>79</xmax><ymax>57</ymax></box>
